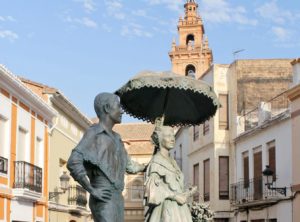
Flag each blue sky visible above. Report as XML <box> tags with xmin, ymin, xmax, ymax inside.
<box><xmin>1</xmin><ymin>0</ymin><xmax>299</xmax><ymax>121</ymax></box>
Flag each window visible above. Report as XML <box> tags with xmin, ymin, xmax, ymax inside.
<box><xmin>17</xmin><ymin>127</ymin><xmax>29</xmax><ymax>161</ymax></box>
<box><xmin>267</xmin><ymin>140</ymin><xmax>276</xmax><ymax>182</ymax></box>
<box><xmin>193</xmin><ymin>125</ymin><xmax>199</xmax><ymax>141</ymax></box>
<box><xmin>35</xmin><ymin>137</ymin><xmax>44</xmax><ymax>168</ymax></box>
<box><xmin>185</xmin><ymin>64</ymin><xmax>196</xmax><ymax>77</ymax></box>
<box><xmin>243</xmin><ymin>152</ymin><xmax>249</xmax><ymax>188</ymax></box>
<box><xmin>0</xmin><ymin>156</ymin><xmax>8</xmax><ymax>174</ymax></box>
<box><xmin>186</xmin><ymin>34</ymin><xmax>195</xmax><ymax>46</ymax></box>
<box><xmin>0</xmin><ymin>116</ymin><xmax>8</xmax><ymax>158</ymax></box>
<box><xmin>204</xmin><ymin>159</ymin><xmax>210</xmax><ymax>201</ymax></box>
<box><xmin>131</xmin><ymin>179</ymin><xmax>143</xmax><ymax>200</ymax></box>
<box><xmin>219</xmin><ymin>94</ymin><xmax>229</xmax><ymax>130</ymax></box>
<box><xmin>60</xmin><ymin>114</ymin><xmax>68</xmax><ymax>128</ymax></box>
<box><xmin>203</xmin><ymin>121</ymin><xmax>209</xmax><ymax>135</ymax></box>
<box><xmin>193</xmin><ymin>164</ymin><xmax>199</xmax><ymax>202</ymax></box>
<box><xmin>70</xmin><ymin>124</ymin><xmax>78</xmax><ymax>136</ymax></box>
<box><xmin>219</xmin><ymin>156</ymin><xmax>229</xmax><ymax>199</ymax></box>
<box><xmin>253</xmin><ymin>147</ymin><xmax>262</xmax><ymax>200</ymax></box>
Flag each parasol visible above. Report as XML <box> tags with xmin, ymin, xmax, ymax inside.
<box><xmin>115</xmin><ymin>71</ymin><xmax>220</xmax><ymax>126</ymax></box>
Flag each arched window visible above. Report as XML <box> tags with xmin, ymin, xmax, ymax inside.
<box><xmin>185</xmin><ymin>65</ymin><xmax>196</xmax><ymax>77</ymax></box>
<box><xmin>131</xmin><ymin>179</ymin><xmax>143</xmax><ymax>200</ymax></box>
<box><xmin>186</xmin><ymin>34</ymin><xmax>195</xmax><ymax>46</ymax></box>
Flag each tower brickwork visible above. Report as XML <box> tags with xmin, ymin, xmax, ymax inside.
<box><xmin>169</xmin><ymin>0</ymin><xmax>213</xmax><ymax>79</ymax></box>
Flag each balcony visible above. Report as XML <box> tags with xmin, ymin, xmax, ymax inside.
<box><xmin>68</xmin><ymin>185</ymin><xmax>87</xmax><ymax>209</ymax></box>
<box><xmin>13</xmin><ymin>161</ymin><xmax>43</xmax><ymax>200</ymax></box>
<box><xmin>230</xmin><ymin>177</ymin><xmax>284</xmax><ymax>208</ymax></box>
<box><xmin>0</xmin><ymin>156</ymin><xmax>8</xmax><ymax>174</ymax></box>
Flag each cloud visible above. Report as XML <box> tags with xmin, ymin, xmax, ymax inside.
<box><xmin>255</xmin><ymin>0</ymin><xmax>296</xmax><ymax>25</ymax></box>
<box><xmin>104</xmin><ymin>0</ymin><xmax>126</xmax><ymax>20</ymax></box>
<box><xmin>146</xmin><ymin>0</ymin><xmax>184</xmax><ymax>12</ymax></box>
<box><xmin>271</xmin><ymin>26</ymin><xmax>292</xmax><ymax>42</ymax></box>
<box><xmin>101</xmin><ymin>23</ymin><xmax>112</xmax><ymax>32</ymax></box>
<box><xmin>0</xmin><ymin>30</ymin><xmax>18</xmax><ymax>42</ymax></box>
<box><xmin>0</xmin><ymin>15</ymin><xmax>16</xmax><ymax>22</ymax></box>
<box><xmin>121</xmin><ymin>23</ymin><xmax>153</xmax><ymax>38</ymax></box>
<box><xmin>74</xmin><ymin>0</ymin><xmax>96</xmax><ymax>13</ymax></box>
<box><xmin>132</xmin><ymin>9</ymin><xmax>148</xmax><ymax>17</ymax></box>
<box><xmin>200</xmin><ymin>0</ymin><xmax>257</xmax><ymax>25</ymax></box>
<box><xmin>65</xmin><ymin>16</ymin><xmax>98</xmax><ymax>29</ymax></box>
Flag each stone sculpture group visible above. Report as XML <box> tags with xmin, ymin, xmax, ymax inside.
<box><xmin>67</xmin><ymin>93</ymin><xmax>197</xmax><ymax>222</ymax></box>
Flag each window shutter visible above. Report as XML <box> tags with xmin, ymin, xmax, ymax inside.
<box><xmin>243</xmin><ymin>156</ymin><xmax>249</xmax><ymax>188</ymax></box>
<box><xmin>204</xmin><ymin>159</ymin><xmax>210</xmax><ymax>201</ymax></box>
<box><xmin>219</xmin><ymin>156</ymin><xmax>229</xmax><ymax>199</ymax></box>
<box><xmin>268</xmin><ymin>141</ymin><xmax>276</xmax><ymax>182</ymax></box>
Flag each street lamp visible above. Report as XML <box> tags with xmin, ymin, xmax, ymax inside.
<box><xmin>49</xmin><ymin>171</ymin><xmax>70</xmax><ymax>199</ymax></box>
<box><xmin>262</xmin><ymin>165</ymin><xmax>287</xmax><ymax>196</ymax></box>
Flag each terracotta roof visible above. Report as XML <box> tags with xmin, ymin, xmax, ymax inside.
<box><xmin>126</xmin><ymin>141</ymin><xmax>154</xmax><ymax>155</ymax></box>
<box><xmin>113</xmin><ymin>123</ymin><xmax>155</xmax><ymax>141</ymax></box>
<box><xmin>19</xmin><ymin>76</ymin><xmax>92</xmax><ymax>127</ymax></box>
<box><xmin>19</xmin><ymin>77</ymin><xmax>57</xmax><ymax>93</ymax></box>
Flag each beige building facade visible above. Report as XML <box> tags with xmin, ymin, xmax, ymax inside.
<box><xmin>21</xmin><ymin>79</ymin><xmax>93</xmax><ymax>222</ymax></box>
<box><xmin>287</xmin><ymin>58</ymin><xmax>300</xmax><ymax>222</ymax></box>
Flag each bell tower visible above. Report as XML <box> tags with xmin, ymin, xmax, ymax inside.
<box><xmin>169</xmin><ymin>0</ymin><xmax>213</xmax><ymax>79</ymax></box>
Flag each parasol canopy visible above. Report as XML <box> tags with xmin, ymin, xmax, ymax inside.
<box><xmin>115</xmin><ymin>71</ymin><xmax>220</xmax><ymax>126</ymax></box>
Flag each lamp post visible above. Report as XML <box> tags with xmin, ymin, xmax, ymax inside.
<box><xmin>262</xmin><ymin>165</ymin><xmax>287</xmax><ymax>196</ymax></box>
<box><xmin>49</xmin><ymin>171</ymin><xmax>70</xmax><ymax>199</ymax></box>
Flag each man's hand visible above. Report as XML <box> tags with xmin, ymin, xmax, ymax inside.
<box><xmin>90</xmin><ymin>188</ymin><xmax>112</xmax><ymax>202</ymax></box>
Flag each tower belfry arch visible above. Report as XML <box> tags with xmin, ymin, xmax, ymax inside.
<box><xmin>169</xmin><ymin>0</ymin><xmax>213</xmax><ymax>79</ymax></box>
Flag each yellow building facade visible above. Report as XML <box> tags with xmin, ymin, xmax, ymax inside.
<box><xmin>0</xmin><ymin>65</ymin><xmax>56</xmax><ymax>222</ymax></box>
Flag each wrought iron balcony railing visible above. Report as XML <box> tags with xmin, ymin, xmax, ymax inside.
<box><xmin>68</xmin><ymin>185</ymin><xmax>87</xmax><ymax>207</ymax></box>
<box><xmin>237</xmin><ymin>91</ymin><xmax>290</xmax><ymax>135</ymax></box>
<box><xmin>230</xmin><ymin>177</ymin><xmax>283</xmax><ymax>205</ymax></box>
<box><xmin>13</xmin><ymin>161</ymin><xmax>42</xmax><ymax>193</ymax></box>
<box><xmin>0</xmin><ymin>156</ymin><xmax>8</xmax><ymax>174</ymax></box>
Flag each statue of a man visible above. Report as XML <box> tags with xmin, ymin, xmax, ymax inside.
<box><xmin>67</xmin><ymin>93</ymin><xmax>146</xmax><ymax>222</ymax></box>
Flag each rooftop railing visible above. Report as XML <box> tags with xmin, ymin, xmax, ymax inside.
<box><xmin>237</xmin><ymin>91</ymin><xmax>290</xmax><ymax>135</ymax></box>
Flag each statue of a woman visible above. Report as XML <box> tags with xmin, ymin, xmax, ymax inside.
<box><xmin>144</xmin><ymin>125</ymin><xmax>197</xmax><ymax>222</ymax></box>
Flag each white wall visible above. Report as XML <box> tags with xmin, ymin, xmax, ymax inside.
<box><xmin>0</xmin><ymin>94</ymin><xmax>11</xmax><ymax>159</ymax></box>
<box><xmin>174</xmin><ymin>127</ymin><xmax>190</xmax><ymax>186</ymax></box>
<box><xmin>17</xmin><ymin>108</ymin><xmax>31</xmax><ymax>162</ymax></box>
<box><xmin>11</xmin><ymin>199</ymin><xmax>33</xmax><ymax>222</ymax></box>
<box><xmin>235</xmin><ymin>118</ymin><xmax>292</xmax><ymax>187</ymax></box>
